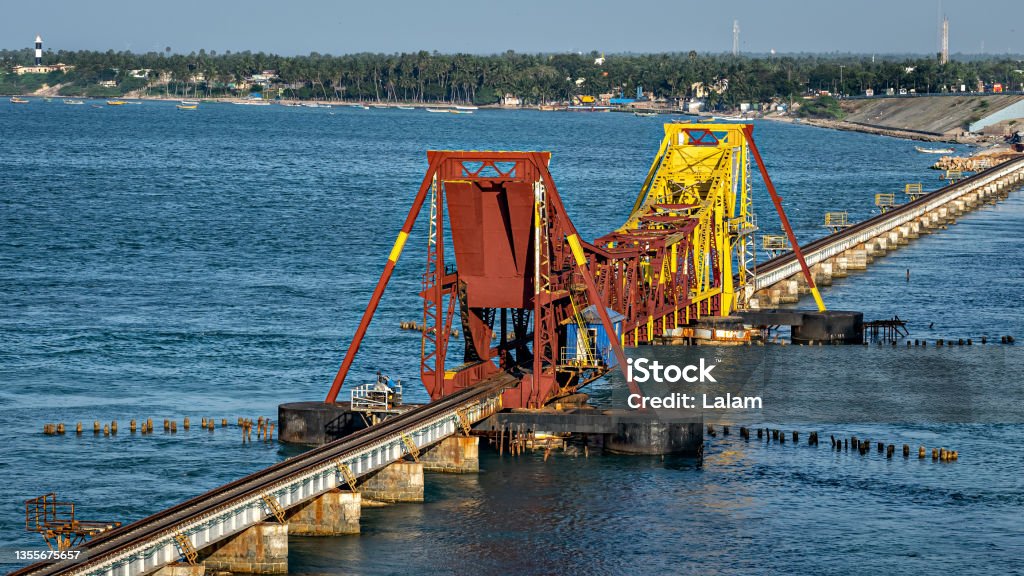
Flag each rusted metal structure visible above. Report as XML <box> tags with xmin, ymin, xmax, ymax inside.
<box><xmin>323</xmin><ymin>124</ymin><xmax>824</xmax><ymax>410</ymax></box>
<box><xmin>25</xmin><ymin>493</ymin><xmax>121</xmax><ymax>551</ymax></box>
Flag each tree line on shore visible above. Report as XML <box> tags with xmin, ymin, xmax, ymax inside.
<box><xmin>2</xmin><ymin>47</ymin><xmax>1022</xmax><ymax>105</ymax></box>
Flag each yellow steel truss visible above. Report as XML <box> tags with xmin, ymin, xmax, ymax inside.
<box><xmin>619</xmin><ymin>123</ymin><xmax>755</xmax><ymax>316</ymax></box>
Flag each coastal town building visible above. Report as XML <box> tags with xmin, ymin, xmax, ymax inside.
<box><xmin>12</xmin><ymin>36</ymin><xmax>73</xmax><ymax>75</ymax></box>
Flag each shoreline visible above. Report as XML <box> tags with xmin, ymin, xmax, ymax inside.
<box><xmin>8</xmin><ymin>91</ymin><xmax>1008</xmax><ymax>147</ymax></box>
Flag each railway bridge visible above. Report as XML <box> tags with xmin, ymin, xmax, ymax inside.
<box><xmin>13</xmin><ymin>125</ymin><xmax>1024</xmax><ymax>576</ymax></box>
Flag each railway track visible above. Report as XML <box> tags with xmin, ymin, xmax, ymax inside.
<box><xmin>753</xmin><ymin>155</ymin><xmax>1024</xmax><ymax>290</ymax></box>
<box><xmin>11</xmin><ymin>374</ymin><xmax>515</xmax><ymax>576</ymax></box>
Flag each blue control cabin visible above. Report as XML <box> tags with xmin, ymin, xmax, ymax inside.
<box><xmin>563</xmin><ymin>305</ymin><xmax>624</xmax><ymax>368</ymax></box>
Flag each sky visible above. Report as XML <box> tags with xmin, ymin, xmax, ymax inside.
<box><xmin>1</xmin><ymin>0</ymin><xmax>1021</xmax><ymax>56</ymax></box>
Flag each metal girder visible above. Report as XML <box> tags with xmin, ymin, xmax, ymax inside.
<box><xmin>37</xmin><ymin>389</ymin><xmax>504</xmax><ymax>576</ymax></box>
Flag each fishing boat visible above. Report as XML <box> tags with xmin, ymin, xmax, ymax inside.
<box><xmin>915</xmin><ymin>146</ymin><xmax>955</xmax><ymax>154</ymax></box>
<box><xmin>63</xmin><ymin>99</ymin><xmax>84</xmax><ymax>105</ymax></box>
<box><xmin>566</xmin><ymin>105</ymin><xmax>612</xmax><ymax>112</ymax></box>
<box><xmin>10</xmin><ymin>97</ymin><xmax>29</xmax><ymax>104</ymax></box>
<box><xmin>425</xmin><ymin>108</ymin><xmax>449</xmax><ymax>113</ymax></box>
<box><xmin>106</xmin><ymin>100</ymin><xmax>126</xmax><ymax>106</ymax></box>
<box><xmin>633</xmin><ymin>112</ymin><xmax>657</xmax><ymax>117</ymax></box>
<box><xmin>176</xmin><ymin>104</ymin><xmax>198</xmax><ymax>110</ymax></box>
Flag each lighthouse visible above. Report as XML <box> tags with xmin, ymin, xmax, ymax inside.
<box><xmin>35</xmin><ymin>35</ymin><xmax>42</xmax><ymax>65</ymax></box>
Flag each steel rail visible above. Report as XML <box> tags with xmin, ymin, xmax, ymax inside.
<box><xmin>753</xmin><ymin>156</ymin><xmax>1024</xmax><ymax>291</ymax></box>
<box><xmin>11</xmin><ymin>375</ymin><xmax>514</xmax><ymax>576</ymax></box>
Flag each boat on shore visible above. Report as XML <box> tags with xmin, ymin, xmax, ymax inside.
<box><xmin>106</xmin><ymin>100</ymin><xmax>126</xmax><ymax>106</ymax></box>
<box><xmin>10</xmin><ymin>97</ymin><xmax>30</xmax><ymax>104</ymax></box>
<box><xmin>915</xmin><ymin>146</ymin><xmax>955</xmax><ymax>154</ymax></box>
<box><xmin>63</xmin><ymin>99</ymin><xmax>84</xmax><ymax>105</ymax></box>
<box><xmin>566</xmin><ymin>105</ymin><xmax>612</xmax><ymax>112</ymax></box>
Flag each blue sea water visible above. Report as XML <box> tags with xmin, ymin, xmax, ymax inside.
<box><xmin>1</xmin><ymin>100</ymin><xmax>1022</xmax><ymax>575</ymax></box>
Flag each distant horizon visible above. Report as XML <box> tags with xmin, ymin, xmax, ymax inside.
<box><xmin>4</xmin><ymin>46</ymin><xmax>1024</xmax><ymax>61</ymax></box>
<box><xmin>1</xmin><ymin>0</ymin><xmax>1021</xmax><ymax>56</ymax></box>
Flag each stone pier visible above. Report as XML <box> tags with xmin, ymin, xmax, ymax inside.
<box><xmin>421</xmin><ymin>436</ymin><xmax>480</xmax><ymax>473</ymax></box>
<box><xmin>201</xmin><ymin>523</ymin><xmax>288</xmax><ymax>574</ymax></box>
<box><xmin>286</xmin><ymin>489</ymin><xmax>361</xmax><ymax>535</ymax></box>
<box><xmin>360</xmin><ymin>461</ymin><xmax>424</xmax><ymax>503</ymax></box>
<box><xmin>152</xmin><ymin>563</ymin><xmax>205</xmax><ymax>576</ymax></box>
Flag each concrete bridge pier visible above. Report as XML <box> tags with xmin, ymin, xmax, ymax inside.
<box><xmin>869</xmin><ymin>236</ymin><xmax>887</xmax><ymax>255</ymax></box>
<box><xmin>286</xmin><ymin>489</ymin><xmax>361</xmax><ymax>535</ymax></box>
<box><xmin>846</xmin><ymin>249</ymin><xmax>869</xmax><ymax>270</ymax></box>
<box><xmin>200</xmin><ymin>523</ymin><xmax>288</xmax><ymax>574</ymax></box>
<box><xmin>831</xmin><ymin>256</ymin><xmax>849</xmax><ymax>278</ymax></box>
<box><xmin>360</xmin><ymin>461</ymin><xmax>425</xmax><ymax>503</ymax></box>
<box><xmin>153</xmin><ymin>564</ymin><xmax>205</xmax><ymax>576</ymax></box>
<box><xmin>421</xmin><ymin>436</ymin><xmax>480</xmax><ymax>473</ymax></box>
<box><xmin>811</xmin><ymin>261</ymin><xmax>833</xmax><ymax>286</ymax></box>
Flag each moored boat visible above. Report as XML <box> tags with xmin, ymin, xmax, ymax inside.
<box><xmin>63</xmin><ymin>99</ymin><xmax>84</xmax><ymax>105</ymax></box>
<box><xmin>455</xmin><ymin>105</ymin><xmax>479</xmax><ymax>111</ymax></box>
<box><xmin>634</xmin><ymin>112</ymin><xmax>657</xmax><ymax>117</ymax></box>
<box><xmin>425</xmin><ymin>108</ymin><xmax>449</xmax><ymax>113</ymax></box>
<box><xmin>915</xmin><ymin>146</ymin><xmax>955</xmax><ymax>154</ymax></box>
<box><xmin>397</xmin><ymin>105</ymin><xmax>415</xmax><ymax>110</ymax></box>
<box><xmin>176</xmin><ymin>104</ymin><xmax>198</xmax><ymax>110</ymax></box>
<box><xmin>10</xmin><ymin>97</ymin><xmax>29</xmax><ymax>104</ymax></box>
<box><xmin>106</xmin><ymin>100</ymin><xmax>126</xmax><ymax>106</ymax></box>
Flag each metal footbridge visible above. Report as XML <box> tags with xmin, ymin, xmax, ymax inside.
<box><xmin>11</xmin><ymin>374</ymin><xmax>514</xmax><ymax>576</ymax></box>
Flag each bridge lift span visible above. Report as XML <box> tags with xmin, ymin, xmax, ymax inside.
<box><xmin>324</xmin><ymin>124</ymin><xmax>825</xmax><ymax>410</ymax></box>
